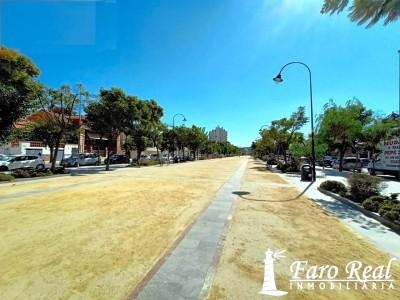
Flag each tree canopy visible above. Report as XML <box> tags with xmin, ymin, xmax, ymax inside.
<box><xmin>0</xmin><ymin>47</ymin><xmax>43</xmax><ymax>141</ymax></box>
<box><xmin>316</xmin><ymin>98</ymin><xmax>372</xmax><ymax>170</ymax></box>
<box><xmin>321</xmin><ymin>0</ymin><xmax>400</xmax><ymax>27</ymax></box>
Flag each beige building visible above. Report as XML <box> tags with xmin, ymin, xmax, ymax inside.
<box><xmin>208</xmin><ymin>126</ymin><xmax>228</xmax><ymax>143</ymax></box>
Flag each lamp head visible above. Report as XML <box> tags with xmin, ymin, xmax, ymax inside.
<box><xmin>273</xmin><ymin>74</ymin><xmax>283</xmax><ymax>83</ymax></box>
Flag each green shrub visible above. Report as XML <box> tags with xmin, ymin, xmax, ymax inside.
<box><xmin>320</xmin><ymin>180</ymin><xmax>347</xmax><ymax>195</ymax></box>
<box><xmin>0</xmin><ymin>173</ymin><xmax>15</xmax><ymax>181</ymax></box>
<box><xmin>287</xmin><ymin>161</ymin><xmax>299</xmax><ymax>172</ymax></box>
<box><xmin>379</xmin><ymin>202</ymin><xmax>400</xmax><ymax>224</ymax></box>
<box><xmin>362</xmin><ymin>195</ymin><xmax>388</xmax><ymax>212</ymax></box>
<box><xmin>347</xmin><ymin>174</ymin><xmax>387</xmax><ymax>203</ymax></box>
<box><xmin>276</xmin><ymin>161</ymin><xmax>287</xmax><ymax>172</ymax></box>
<box><xmin>378</xmin><ymin>201</ymin><xmax>396</xmax><ymax>216</ymax></box>
<box><xmin>276</xmin><ymin>161</ymin><xmax>298</xmax><ymax>173</ymax></box>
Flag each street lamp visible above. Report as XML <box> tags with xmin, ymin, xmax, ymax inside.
<box><xmin>259</xmin><ymin>124</ymin><xmax>268</xmax><ymax>134</ymax></box>
<box><xmin>273</xmin><ymin>61</ymin><xmax>316</xmax><ymax>182</ymax></box>
<box><xmin>172</xmin><ymin>113</ymin><xmax>187</xmax><ymax>128</ymax></box>
<box><xmin>172</xmin><ymin>113</ymin><xmax>187</xmax><ymax>158</ymax></box>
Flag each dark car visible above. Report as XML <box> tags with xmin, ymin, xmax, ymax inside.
<box><xmin>104</xmin><ymin>154</ymin><xmax>130</xmax><ymax>164</ymax></box>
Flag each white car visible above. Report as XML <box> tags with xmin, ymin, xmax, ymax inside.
<box><xmin>60</xmin><ymin>153</ymin><xmax>100</xmax><ymax>167</ymax></box>
<box><xmin>0</xmin><ymin>155</ymin><xmax>45</xmax><ymax>171</ymax></box>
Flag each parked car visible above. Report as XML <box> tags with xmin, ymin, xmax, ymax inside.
<box><xmin>104</xmin><ymin>154</ymin><xmax>130</xmax><ymax>164</ymax></box>
<box><xmin>0</xmin><ymin>155</ymin><xmax>45</xmax><ymax>171</ymax></box>
<box><xmin>320</xmin><ymin>156</ymin><xmax>335</xmax><ymax>167</ymax></box>
<box><xmin>360</xmin><ymin>158</ymin><xmax>370</xmax><ymax>168</ymax></box>
<box><xmin>332</xmin><ymin>157</ymin><xmax>362</xmax><ymax>172</ymax></box>
<box><xmin>60</xmin><ymin>153</ymin><xmax>100</xmax><ymax>167</ymax></box>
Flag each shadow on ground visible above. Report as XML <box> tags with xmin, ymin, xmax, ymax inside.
<box><xmin>232</xmin><ymin>181</ymin><xmax>314</xmax><ymax>202</ymax></box>
<box><xmin>313</xmin><ymin>198</ymin><xmax>392</xmax><ymax>234</ymax></box>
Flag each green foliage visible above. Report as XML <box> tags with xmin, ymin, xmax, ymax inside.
<box><xmin>347</xmin><ymin>173</ymin><xmax>386</xmax><ymax>203</ymax></box>
<box><xmin>0</xmin><ymin>173</ymin><xmax>14</xmax><ymax>181</ymax></box>
<box><xmin>316</xmin><ymin>99</ymin><xmax>372</xmax><ymax>171</ymax></box>
<box><xmin>36</xmin><ymin>85</ymin><xmax>85</xmax><ymax>170</ymax></box>
<box><xmin>254</xmin><ymin>107</ymin><xmax>307</xmax><ymax>159</ymax></box>
<box><xmin>362</xmin><ymin>195</ymin><xmax>388</xmax><ymax>212</ymax></box>
<box><xmin>320</xmin><ymin>180</ymin><xmax>348</xmax><ymax>196</ymax></box>
<box><xmin>0</xmin><ymin>47</ymin><xmax>43</xmax><ymax>140</ymax></box>
<box><xmin>276</xmin><ymin>161</ymin><xmax>298</xmax><ymax>173</ymax></box>
<box><xmin>378</xmin><ymin>201</ymin><xmax>400</xmax><ymax>225</ymax></box>
<box><xmin>267</xmin><ymin>158</ymin><xmax>278</xmax><ymax>165</ymax></box>
<box><xmin>321</xmin><ymin>0</ymin><xmax>400</xmax><ymax>28</ymax></box>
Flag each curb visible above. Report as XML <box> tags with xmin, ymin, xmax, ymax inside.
<box><xmin>318</xmin><ymin>187</ymin><xmax>400</xmax><ymax>235</ymax></box>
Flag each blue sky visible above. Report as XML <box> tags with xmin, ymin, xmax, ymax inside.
<box><xmin>2</xmin><ymin>0</ymin><xmax>400</xmax><ymax>147</ymax></box>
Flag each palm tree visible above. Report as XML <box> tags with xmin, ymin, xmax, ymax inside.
<box><xmin>321</xmin><ymin>0</ymin><xmax>400</xmax><ymax>28</ymax></box>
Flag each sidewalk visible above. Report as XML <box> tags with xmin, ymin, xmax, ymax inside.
<box><xmin>279</xmin><ymin>166</ymin><xmax>400</xmax><ymax>259</ymax></box>
<box><xmin>131</xmin><ymin>160</ymin><xmax>248</xmax><ymax>300</ymax></box>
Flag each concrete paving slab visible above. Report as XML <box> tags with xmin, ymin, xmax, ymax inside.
<box><xmin>134</xmin><ymin>160</ymin><xmax>248</xmax><ymax>300</ymax></box>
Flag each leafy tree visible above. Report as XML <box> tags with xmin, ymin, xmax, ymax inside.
<box><xmin>85</xmin><ymin>88</ymin><xmax>127</xmax><ymax>170</ymax></box>
<box><xmin>321</xmin><ymin>0</ymin><xmax>400</xmax><ymax>28</ymax></box>
<box><xmin>256</xmin><ymin>106</ymin><xmax>308</xmax><ymax>161</ymax></box>
<box><xmin>289</xmin><ymin>135</ymin><xmax>328</xmax><ymax>164</ymax></box>
<box><xmin>186</xmin><ymin>126</ymin><xmax>208</xmax><ymax>159</ymax></box>
<box><xmin>316</xmin><ymin>98</ymin><xmax>372</xmax><ymax>171</ymax></box>
<box><xmin>0</xmin><ymin>47</ymin><xmax>43</xmax><ymax>141</ymax></box>
<box><xmin>361</xmin><ymin>113</ymin><xmax>400</xmax><ymax>155</ymax></box>
<box><xmin>174</xmin><ymin>125</ymin><xmax>190</xmax><ymax>159</ymax></box>
<box><xmin>31</xmin><ymin>85</ymin><xmax>85</xmax><ymax>170</ymax></box>
<box><xmin>122</xmin><ymin>97</ymin><xmax>163</xmax><ymax>165</ymax></box>
<box><xmin>149</xmin><ymin>122</ymin><xmax>168</xmax><ymax>163</ymax></box>
<box><xmin>161</xmin><ymin>128</ymin><xmax>176</xmax><ymax>155</ymax></box>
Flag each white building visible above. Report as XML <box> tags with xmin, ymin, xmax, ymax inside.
<box><xmin>208</xmin><ymin>126</ymin><xmax>228</xmax><ymax>143</ymax></box>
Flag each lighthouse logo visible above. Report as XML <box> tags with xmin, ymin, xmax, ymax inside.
<box><xmin>259</xmin><ymin>249</ymin><xmax>288</xmax><ymax>296</ymax></box>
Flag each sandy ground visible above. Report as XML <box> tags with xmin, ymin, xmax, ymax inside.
<box><xmin>208</xmin><ymin>159</ymin><xmax>400</xmax><ymax>300</ymax></box>
<box><xmin>0</xmin><ymin>157</ymin><xmax>244</xmax><ymax>300</ymax></box>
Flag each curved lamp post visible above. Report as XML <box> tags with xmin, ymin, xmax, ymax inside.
<box><xmin>259</xmin><ymin>124</ymin><xmax>268</xmax><ymax>134</ymax></box>
<box><xmin>172</xmin><ymin>113</ymin><xmax>187</xmax><ymax>158</ymax></box>
<box><xmin>172</xmin><ymin>113</ymin><xmax>187</xmax><ymax>128</ymax></box>
<box><xmin>273</xmin><ymin>61</ymin><xmax>316</xmax><ymax>182</ymax></box>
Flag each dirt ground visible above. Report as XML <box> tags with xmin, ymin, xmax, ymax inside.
<box><xmin>0</xmin><ymin>157</ymin><xmax>244</xmax><ymax>300</ymax></box>
<box><xmin>208</xmin><ymin>159</ymin><xmax>400</xmax><ymax>300</ymax></box>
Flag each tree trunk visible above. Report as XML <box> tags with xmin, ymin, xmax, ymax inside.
<box><xmin>105</xmin><ymin>153</ymin><xmax>110</xmax><ymax>171</ymax></box>
<box><xmin>51</xmin><ymin>130</ymin><xmax>64</xmax><ymax>171</ymax></box>
<box><xmin>339</xmin><ymin>146</ymin><xmax>345</xmax><ymax>172</ymax></box>
<box><xmin>49</xmin><ymin>146</ymin><xmax>54</xmax><ymax>164</ymax></box>
<box><xmin>137</xmin><ymin>149</ymin><xmax>142</xmax><ymax>167</ymax></box>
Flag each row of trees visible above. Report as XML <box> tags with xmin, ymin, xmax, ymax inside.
<box><xmin>0</xmin><ymin>47</ymin><xmax>241</xmax><ymax>171</ymax></box>
<box><xmin>252</xmin><ymin>98</ymin><xmax>400</xmax><ymax>171</ymax></box>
